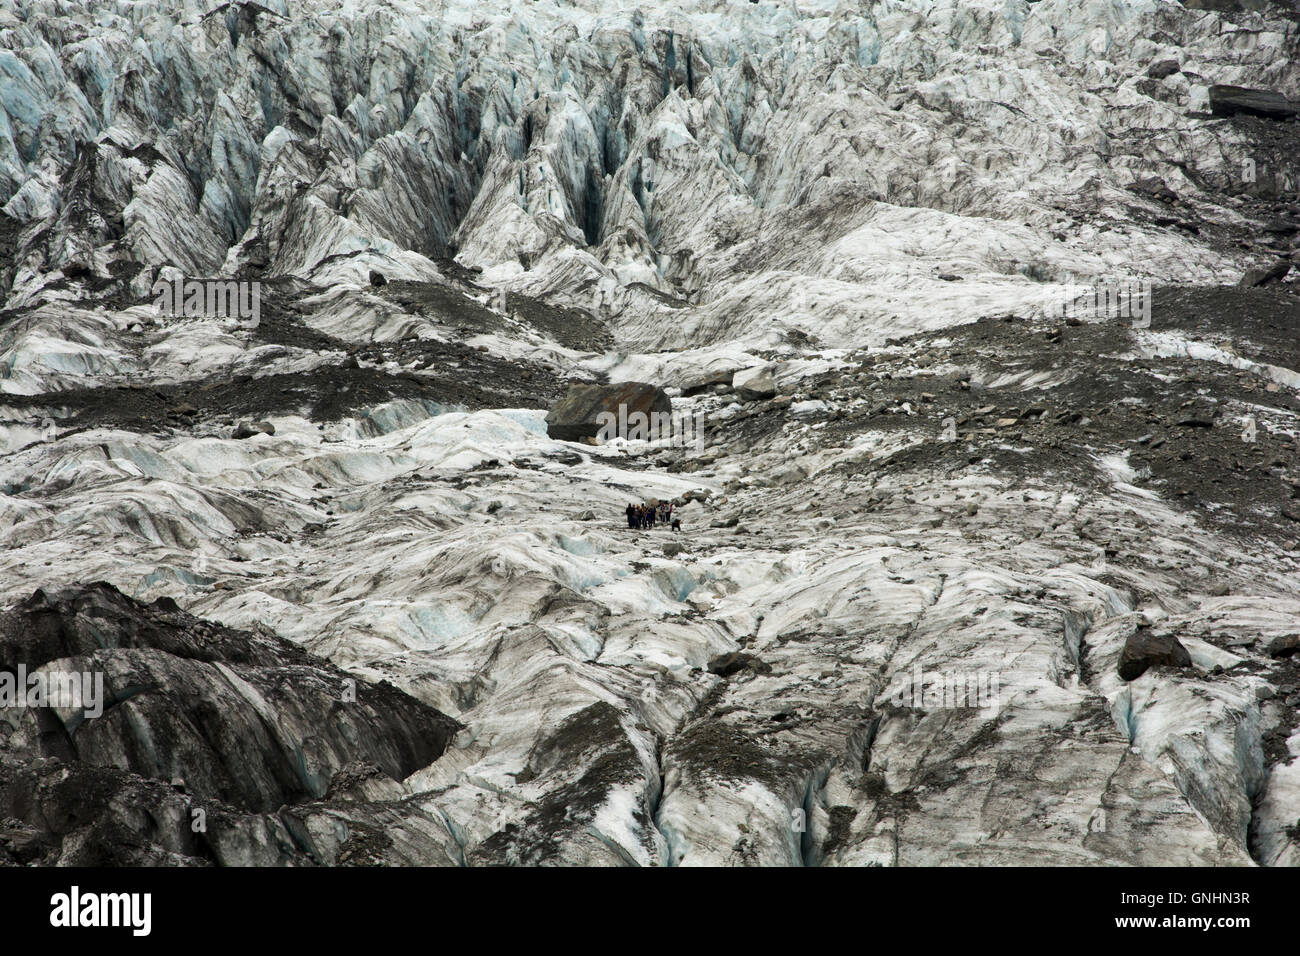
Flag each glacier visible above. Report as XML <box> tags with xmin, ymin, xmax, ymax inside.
<box><xmin>0</xmin><ymin>0</ymin><xmax>1299</xmax><ymax>865</ymax></box>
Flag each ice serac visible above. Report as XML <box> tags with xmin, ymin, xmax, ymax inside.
<box><xmin>0</xmin><ymin>0</ymin><xmax>1299</xmax><ymax>868</ymax></box>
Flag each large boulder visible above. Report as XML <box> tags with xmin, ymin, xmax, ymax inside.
<box><xmin>1266</xmin><ymin>633</ymin><xmax>1300</xmax><ymax>659</ymax></box>
<box><xmin>1147</xmin><ymin>59</ymin><xmax>1180</xmax><ymax>80</ymax></box>
<box><xmin>545</xmin><ymin>381</ymin><xmax>672</xmax><ymax>442</ymax></box>
<box><xmin>680</xmin><ymin>368</ymin><xmax>736</xmax><ymax>396</ymax></box>
<box><xmin>1118</xmin><ymin>627</ymin><xmax>1194</xmax><ymax>681</ymax></box>
<box><xmin>732</xmin><ymin>365</ymin><xmax>778</xmax><ymax>401</ymax></box>
<box><xmin>1240</xmin><ymin>259</ymin><xmax>1292</xmax><ymax>288</ymax></box>
<box><xmin>1208</xmin><ymin>85</ymin><xmax>1297</xmax><ymax>121</ymax></box>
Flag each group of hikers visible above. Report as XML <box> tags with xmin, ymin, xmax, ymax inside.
<box><xmin>626</xmin><ymin>500</ymin><xmax>679</xmax><ymax>531</ymax></box>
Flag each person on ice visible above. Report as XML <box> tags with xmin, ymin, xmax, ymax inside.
<box><xmin>626</xmin><ymin>503</ymin><xmax>636</xmax><ymax>528</ymax></box>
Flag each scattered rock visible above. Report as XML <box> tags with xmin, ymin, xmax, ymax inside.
<box><xmin>790</xmin><ymin>399</ymin><xmax>829</xmax><ymax>419</ymax></box>
<box><xmin>1176</xmin><ymin>401</ymin><xmax>1217</xmax><ymax>427</ymax></box>
<box><xmin>681</xmin><ymin>369</ymin><xmax>735</xmax><ymax>396</ymax></box>
<box><xmin>1263</xmin><ymin>218</ymin><xmax>1300</xmax><ymax>236</ymax></box>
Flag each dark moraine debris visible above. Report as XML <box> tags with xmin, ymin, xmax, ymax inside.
<box><xmin>1118</xmin><ymin>627</ymin><xmax>1194</xmax><ymax>681</ymax></box>
<box><xmin>546</xmin><ymin>381</ymin><xmax>672</xmax><ymax>442</ymax></box>
<box><xmin>1126</xmin><ymin>176</ymin><xmax>1178</xmax><ymax>203</ymax></box>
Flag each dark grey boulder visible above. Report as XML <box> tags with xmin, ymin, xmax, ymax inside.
<box><xmin>1240</xmin><ymin>260</ymin><xmax>1292</xmax><ymax>288</ymax></box>
<box><xmin>545</xmin><ymin>381</ymin><xmax>672</xmax><ymax>442</ymax></box>
<box><xmin>1266</xmin><ymin>633</ymin><xmax>1299</xmax><ymax>659</ymax></box>
<box><xmin>680</xmin><ymin>369</ymin><xmax>735</xmax><ymax>396</ymax></box>
<box><xmin>707</xmin><ymin>652</ymin><xmax>772</xmax><ymax>678</ymax></box>
<box><xmin>1208</xmin><ymin>85</ymin><xmax>1297</xmax><ymax>121</ymax></box>
<box><xmin>1147</xmin><ymin>59</ymin><xmax>1180</xmax><ymax>80</ymax></box>
<box><xmin>1118</xmin><ymin>628</ymin><xmax>1194</xmax><ymax>681</ymax></box>
<box><xmin>232</xmin><ymin>420</ymin><xmax>275</xmax><ymax>439</ymax></box>
<box><xmin>1262</xmin><ymin>218</ymin><xmax>1299</xmax><ymax>236</ymax></box>
<box><xmin>732</xmin><ymin>365</ymin><xmax>778</xmax><ymax>401</ymax></box>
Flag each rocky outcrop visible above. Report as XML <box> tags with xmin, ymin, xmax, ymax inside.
<box><xmin>1267</xmin><ymin>634</ymin><xmax>1300</xmax><ymax>659</ymax></box>
<box><xmin>1127</xmin><ymin>177</ymin><xmax>1179</xmax><ymax>204</ymax></box>
<box><xmin>0</xmin><ymin>583</ymin><xmax>460</xmax><ymax>865</ymax></box>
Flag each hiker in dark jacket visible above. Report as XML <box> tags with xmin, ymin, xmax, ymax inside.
<box><xmin>626</xmin><ymin>503</ymin><xmax>636</xmax><ymax>528</ymax></box>
<box><xmin>646</xmin><ymin>503</ymin><xmax>656</xmax><ymax>528</ymax></box>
